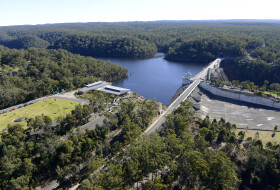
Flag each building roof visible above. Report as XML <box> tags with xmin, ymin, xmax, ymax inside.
<box><xmin>97</xmin><ymin>85</ymin><xmax>130</xmax><ymax>95</ymax></box>
<box><xmin>86</xmin><ymin>81</ymin><xmax>103</xmax><ymax>87</ymax></box>
<box><xmin>78</xmin><ymin>81</ymin><xmax>110</xmax><ymax>94</ymax></box>
<box><xmin>78</xmin><ymin>81</ymin><xmax>130</xmax><ymax>96</ymax></box>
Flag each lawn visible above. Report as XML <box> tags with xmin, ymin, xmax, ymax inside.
<box><xmin>0</xmin><ymin>98</ymin><xmax>80</xmax><ymax>130</ymax></box>
<box><xmin>236</xmin><ymin>129</ymin><xmax>280</xmax><ymax>145</ymax></box>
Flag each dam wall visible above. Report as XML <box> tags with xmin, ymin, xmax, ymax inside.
<box><xmin>199</xmin><ymin>82</ymin><xmax>280</xmax><ymax>110</ymax></box>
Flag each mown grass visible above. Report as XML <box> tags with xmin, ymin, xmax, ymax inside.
<box><xmin>0</xmin><ymin>98</ymin><xmax>80</xmax><ymax>130</ymax></box>
<box><xmin>236</xmin><ymin>129</ymin><xmax>280</xmax><ymax>145</ymax></box>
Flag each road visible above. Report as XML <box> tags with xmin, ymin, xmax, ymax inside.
<box><xmin>145</xmin><ymin>79</ymin><xmax>201</xmax><ymax>134</ymax></box>
<box><xmin>43</xmin><ymin>180</ymin><xmax>59</xmax><ymax>190</ymax></box>
<box><xmin>60</xmin><ymin>59</ymin><xmax>219</xmax><ymax>189</ymax></box>
<box><xmin>43</xmin><ymin>58</ymin><xmax>221</xmax><ymax>189</ymax></box>
<box><xmin>0</xmin><ymin>89</ymin><xmax>89</xmax><ymax>116</ymax></box>
<box><xmin>41</xmin><ymin>114</ymin><xmax>105</xmax><ymax>190</ymax></box>
<box><xmin>79</xmin><ymin>115</ymin><xmax>106</xmax><ymax>132</ymax></box>
<box><xmin>145</xmin><ymin>58</ymin><xmax>221</xmax><ymax>134</ymax></box>
<box><xmin>191</xmin><ymin>58</ymin><xmax>221</xmax><ymax>80</ymax></box>
<box><xmin>52</xmin><ymin>91</ymin><xmax>90</xmax><ymax>104</ymax></box>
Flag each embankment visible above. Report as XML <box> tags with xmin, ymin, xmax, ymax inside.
<box><xmin>199</xmin><ymin>82</ymin><xmax>280</xmax><ymax>110</ymax></box>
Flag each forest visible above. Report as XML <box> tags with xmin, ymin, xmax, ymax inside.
<box><xmin>210</xmin><ymin>78</ymin><xmax>280</xmax><ymax>99</ymax></box>
<box><xmin>0</xmin><ymin>22</ymin><xmax>280</xmax><ymax>61</ymax></box>
<box><xmin>51</xmin><ymin>34</ymin><xmax>157</xmax><ymax>58</ymax></box>
<box><xmin>1</xmin><ymin>97</ymin><xmax>279</xmax><ymax>189</ymax></box>
<box><xmin>222</xmin><ymin>58</ymin><xmax>280</xmax><ymax>85</ymax></box>
<box><xmin>0</xmin><ymin>46</ymin><xmax>127</xmax><ymax>109</ymax></box>
<box><xmin>1</xmin><ymin>21</ymin><xmax>280</xmax><ymax>85</ymax></box>
<box><xmin>78</xmin><ymin>101</ymin><xmax>280</xmax><ymax>190</ymax></box>
<box><xmin>0</xmin><ymin>91</ymin><xmax>161</xmax><ymax>189</ymax></box>
<box><xmin>1</xmin><ymin>21</ymin><xmax>280</xmax><ymax>189</ymax></box>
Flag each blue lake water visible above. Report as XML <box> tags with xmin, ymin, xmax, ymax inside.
<box><xmin>101</xmin><ymin>53</ymin><xmax>205</xmax><ymax>105</ymax></box>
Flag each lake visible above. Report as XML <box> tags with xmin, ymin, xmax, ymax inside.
<box><xmin>101</xmin><ymin>53</ymin><xmax>205</xmax><ymax>105</ymax></box>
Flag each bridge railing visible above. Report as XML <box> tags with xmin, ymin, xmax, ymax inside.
<box><xmin>191</xmin><ymin>58</ymin><xmax>222</xmax><ymax>80</ymax></box>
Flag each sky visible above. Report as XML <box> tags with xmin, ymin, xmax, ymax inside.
<box><xmin>0</xmin><ymin>0</ymin><xmax>280</xmax><ymax>26</ymax></box>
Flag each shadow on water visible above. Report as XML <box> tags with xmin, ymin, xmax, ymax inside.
<box><xmin>101</xmin><ymin>53</ymin><xmax>205</xmax><ymax>105</ymax></box>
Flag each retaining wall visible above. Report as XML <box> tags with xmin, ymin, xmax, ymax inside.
<box><xmin>199</xmin><ymin>82</ymin><xmax>280</xmax><ymax>110</ymax></box>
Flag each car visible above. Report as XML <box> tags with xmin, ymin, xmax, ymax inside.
<box><xmin>18</xmin><ymin>105</ymin><xmax>23</xmax><ymax>108</ymax></box>
<box><xmin>12</xmin><ymin>108</ymin><xmax>16</xmax><ymax>111</ymax></box>
<box><xmin>29</xmin><ymin>102</ymin><xmax>34</xmax><ymax>105</ymax></box>
<box><xmin>3</xmin><ymin>110</ymin><xmax>7</xmax><ymax>113</ymax></box>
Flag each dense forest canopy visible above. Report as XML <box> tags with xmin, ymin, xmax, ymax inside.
<box><xmin>165</xmin><ymin>36</ymin><xmax>249</xmax><ymax>63</ymax></box>
<box><xmin>1</xmin><ymin>21</ymin><xmax>280</xmax><ymax>85</ymax></box>
<box><xmin>222</xmin><ymin>58</ymin><xmax>280</xmax><ymax>85</ymax></box>
<box><xmin>0</xmin><ymin>21</ymin><xmax>280</xmax><ymax>101</ymax></box>
<box><xmin>1</xmin><ymin>21</ymin><xmax>280</xmax><ymax>61</ymax></box>
<box><xmin>1</xmin><ymin>21</ymin><xmax>280</xmax><ymax>189</ymax></box>
<box><xmin>1</xmin><ymin>97</ymin><xmax>279</xmax><ymax>189</ymax></box>
<box><xmin>0</xmin><ymin>46</ymin><xmax>127</xmax><ymax>109</ymax></box>
<box><xmin>51</xmin><ymin>34</ymin><xmax>157</xmax><ymax>58</ymax></box>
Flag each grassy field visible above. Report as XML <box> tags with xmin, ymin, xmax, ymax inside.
<box><xmin>236</xmin><ymin>129</ymin><xmax>280</xmax><ymax>145</ymax></box>
<box><xmin>0</xmin><ymin>98</ymin><xmax>80</xmax><ymax>130</ymax></box>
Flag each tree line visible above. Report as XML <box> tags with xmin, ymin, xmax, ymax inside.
<box><xmin>222</xmin><ymin>58</ymin><xmax>280</xmax><ymax>85</ymax></box>
<box><xmin>0</xmin><ymin>90</ymin><xmax>161</xmax><ymax>189</ymax></box>
<box><xmin>0</xmin><ymin>46</ymin><xmax>127</xmax><ymax>109</ymax></box>
<box><xmin>165</xmin><ymin>36</ymin><xmax>249</xmax><ymax>63</ymax></box>
<box><xmin>1</xmin><ymin>92</ymin><xmax>279</xmax><ymax>189</ymax></box>
<box><xmin>2</xmin><ymin>21</ymin><xmax>280</xmax><ymax>62</ymax></box>
<box><xmin>210</xmin><ymin>79</ymin><xmax>280</xmax><ymax>98</ymax></box>
<box><xmin>2</xmin><ymin>22</ymin><xmax>280</xmax><ymax>87</ymax></box>
<box><xmin>51</xmin><ymin>34</ymin><xmax>157</xmax><ymax>58</ymax></box>
<box><xmin>79</xmin><ymin>100</ymin><xmax>280</xmax><ymax>190</ymax></box>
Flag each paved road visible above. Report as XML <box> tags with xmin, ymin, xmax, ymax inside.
<box><xmin>145</xmin><ymin>79</ymin><xmax>201</xmax><ymax>134</ymax></box>
<box><xmin>0</xmin><ymin>89</ymin><xmax>88</xmax><ymax>116</ymax></box>
<box><xmin>191</xmin><ymin>58</ymin><xmax>221</xmax><ymax>80</ymax></box>
<box><xmin>145</xmin><ymin>58</ymin><xmax>221</xmax><ymax>134</ymax></box>
<box><xmin>41</xmin><ymin>115</ymin><xmax>105</xmax><ymax>190</ymax></box>
<box><xmin>65</xmin><ymin>60</ymin><xmax>218</xmax><ymax>189</ymax></box>
<box><xmin>43</xmin><ymin>59</ymin><xmax>221</xmax><ymax>189</ymax></box>
<box><xmin>43</xmin><ymin>180</ymin><xmax>59</xmax><ymax>190</ymax></box>
<box><xmin>51</xmin><ymin>96</ymin><xmax>90</xmax><ymax>105</ymax></box>
<box><xmin>80</xmin><ymin>115</ymin><xmax>106</xmax><ymax>132</ymax></box>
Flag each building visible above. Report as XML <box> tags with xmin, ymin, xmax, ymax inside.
<box><xmin>78</xmin><ymin>81</ymin><xmax>110</xmax><ymax>94</ymax></box>
<box><xmin>97</xmin><ymin>85</ymin><xmax>130</xmax><ymax>96</ymax></box>
<box><xmin>78</xmin><ymin>81</ymin><xmax>130</xmax><ymax>96</ymax></box>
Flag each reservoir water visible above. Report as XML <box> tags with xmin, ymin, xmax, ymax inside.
<box><xmin>101</xmin><ymin>53</ymin><xmax>205</xmax><ymax>105</ymax></box>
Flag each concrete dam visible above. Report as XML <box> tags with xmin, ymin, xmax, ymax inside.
<box><xmin>146</xmin><ymin>58</ymin><xmax>280</xmax><ymax>133</ymax></box>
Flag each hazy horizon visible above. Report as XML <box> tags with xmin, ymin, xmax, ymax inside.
<box><xmin>1</xmin><ymin>0</ymin><xmax>280</xmax><ymax>26</ymax></box>
<box><xmin>1</xmin><ymin>19</ymin><xmax>280</xmax><ymax>28</ymax></box>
